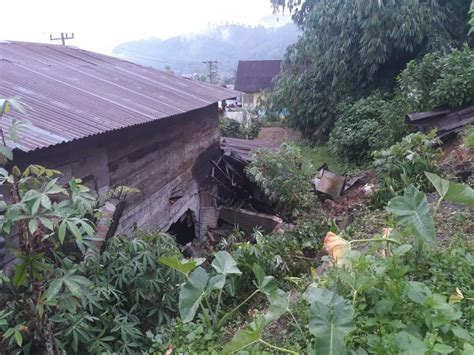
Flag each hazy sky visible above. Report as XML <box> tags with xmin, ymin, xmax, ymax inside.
<box><xmin>1</xmin><ymin>0</ymin><xmax>287</xmax><ymax>54</ymax></box>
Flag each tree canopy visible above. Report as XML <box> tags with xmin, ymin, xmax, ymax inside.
<box><xmin>268</xmin><ymin>0</ymin><xmax>473</xmax><ymax>141</ymax></box>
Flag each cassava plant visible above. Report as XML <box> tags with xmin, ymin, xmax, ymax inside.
<box><xmin>0</xmin><ymin>98</ymin><xmax>97</xmax><ymax>353</ymax></box>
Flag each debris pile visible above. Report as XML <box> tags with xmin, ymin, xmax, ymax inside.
<box><xmin>313</xmin><ymin>165</ymin><xmax>365</xmax><ymax>200</ymax></box>
<box><xmin>406</xmin><ymin>103</ymin><xmax>474</xmax><ymax>139</ymax></box>
<box><xmin>201</xmin><ymin>138</ymin><xmax>282</xmax><ymax>243</ymax></box>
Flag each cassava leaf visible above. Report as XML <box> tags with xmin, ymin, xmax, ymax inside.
<box><xmin>386</xmin><ymin>185</ymin><xmax>435</xmax><ymax>243</ymax></box>
<box><xmin>45</xmin><ymin>279</ymin><xmax>63</xmax><ymax>301</ymax></box>
<box><xmin>13</xmin><ymin>262</ymin><xmax>28</xmax><ymax>288</ymax></box>
<box><xmin>58</xmin><ymin>220</ymin><xmax>67</xmax><ymax>243</ymax></box>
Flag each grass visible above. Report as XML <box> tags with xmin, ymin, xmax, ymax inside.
<box><xmin>296</xmin><ymin>142</ymin><xmax>357</xmax><ymax>175</ymax></box>
<box><xmin>462</xmin><ymin>124</ymin><xmax>474</xmax><ymax>149</ymax></box>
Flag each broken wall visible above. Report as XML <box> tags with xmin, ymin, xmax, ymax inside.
<box><xmin>12</xmin><ymin>103</ymin><xmax>220</xmax><ymax>237</ymax></box>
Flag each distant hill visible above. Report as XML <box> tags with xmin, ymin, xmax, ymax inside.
<box><xmin>113</xmin><ymin>23</ymin><xmax>299</xmax><ymax>80</ymax></box>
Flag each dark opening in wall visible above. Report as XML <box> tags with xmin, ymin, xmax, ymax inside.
<box><xmin>167</xmin><ymin>210</ymin><xmax>196</xmax><ymax>245</ymax></box>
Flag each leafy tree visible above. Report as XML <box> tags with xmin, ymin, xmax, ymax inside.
<box><xmin>328</xmin><ymin>47</ymin><xmax>474</xmax><ymax>163</ymax></box>
<box><xmin>269</xmin><ymin>0</ymin><xmax>472</xmax><ymax>141</ymax></box>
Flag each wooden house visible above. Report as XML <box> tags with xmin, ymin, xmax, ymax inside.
<box><xmin>234</xmin><ymin>60</ymin><xmax>281</xmax><ymax>109</ymax></box>
<box><xmin>0</xmin><ymin>41</ymin><xmax>239</xmax><ymax>243</ymax></box>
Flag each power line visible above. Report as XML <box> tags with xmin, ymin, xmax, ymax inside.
<box><xmin>50</xmin><ymin>33</ymin><xmax>74</xmax><ymax>46</ymax></box>
<box><xmin>116</xmin><ymin>47</ymin><xmax>202</xmax><ymax>65</ymax></box>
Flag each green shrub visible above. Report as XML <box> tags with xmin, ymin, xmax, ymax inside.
<box><xmin>398</xmin><ymin>48</ymin><xmax>474</xmax><ymax>110</ymax></box>
<box><xmin>328</xmin><ymin>94</ymin><xmax>390</xmax><ymax>163</ymax></box>
<box><xmin>222</xmin><ymin>221</ymin><xmax>327</xmax><ymax>290</ymax></box>
<box><xmin>329</xmin><ymin>48</ymin><xmax>474</xmax><ymax>164</ymax></box>
<box><xmin>325</xmin><ymin>244</ymin><xmax>473</xmax><ymax>353</ymax></box>
<box><xmin>219</xmin><ymin>116</ymin><xmax>262</xmax><ymax>139</ymax></box>
<box><xmin>65</xmin><ymin>232</ymin><xmax>182</xmax><ymax>353</ymax></box>
<box><xmin>245</xmin><ymin>143</ymin><xmax>314</xmax><ymax>219</ymax></box>
<box><xmin>1</xmin><ymin>231</ymin><xmax>184</xmax><ymax>354</ymax></box>
<box><xmin>371</xmin><ymin>130</ymin><xmax>442</xmax><ymax>208</ymax></box>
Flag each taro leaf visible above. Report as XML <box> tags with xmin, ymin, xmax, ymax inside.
<box><xmin>265</xmin><ymin>289</ymin><xmax>290</xmax><ymax>322</ymax></box>
<box><xmin>252</xmin><ymin>264</ymin><xmax>279</xmax><ymax>296</ymax></box>
<box><xmin>425</xmin><ymin>172</ymin><xmax>474</xmax><ymax>206</ymax></box>
<box><xmin>425</xmin><ymin>172</ymin><xmax>449</xmax><ymax>201</ymax></box>
<box><xmin>0</xmin><ymin>147</ymin><xmax>13</xmax><ymax>161</ymax></box>
<box><xmin>306</xmin><ymin>286</ymin><xmax>355</xmax><ymax>355</ymax></box>
<box><xmin>179</xmin><ymin>267</ymin><xmax>209</xmax><ymax>322</ymax></box>
<box><xmin>304</xmin><ymin>283</ymin><xmax>338</xmax><ymax>304</ymax></box>
<box><xmin>259</xmin><ymin>276</ymin><xmax>279</xmax><ymax>297</ymax></box>
<box><xmin>386</xmin><ymin>185</ymin><xmax>435</xmax><ymax>243</ymax></box>
<box><xmin>221</xmin><ymin>316</ymin><xmax>266</xmax><ymax>354</ymax></box>
<box><xmin>394</xmin><ymin>331</ymin><xmax>428</xmax><ymax>355</ymax></box>
<box><xmin>252</xmin><ymin>263</ymin><xmax>265</xmax><ymax>286</ymax></box>
<box><xmin>393</xmin><ymin>244</ymin><xmax>412</xmax><ymax>257</ymax></box>
<box><xmin>159</xmin><ymin>255</ymin><xmax>205</xmax><ymax>276</ymax></box>
<box><xmin>207</xmin><ymin>274</ymin><xmax>226</xmax><ymax>291</ymax></box>
<box><xmin>211</xmin><ymin>251</ymin><xmax>241</xmax><ymax>275</ymax></box>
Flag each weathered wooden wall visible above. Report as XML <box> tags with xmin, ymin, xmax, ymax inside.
<box><xmin>13</xmin><ymin>103</ymin><xmax>220</xmax><ymax>237</ymax></box>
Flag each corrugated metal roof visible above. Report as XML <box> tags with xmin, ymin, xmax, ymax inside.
<box><xmin>0</xmin><ymin>41</ymin><xmax>241</xmax><ymax>152</ymax></box>
<box><xmin>234</xmin><ymin>60</ymin><xmax>281</xmax><ymax>93</ymax></box>
<box><xmin>220</xmin><ymin>137</ymin><xmax>277</xmax><ymax>161</ymax></box>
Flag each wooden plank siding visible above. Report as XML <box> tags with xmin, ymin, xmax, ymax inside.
<box><xmin>12</xmin><ymin>103</ymin><xmax>220</xmax><ymax>236</ymax></box>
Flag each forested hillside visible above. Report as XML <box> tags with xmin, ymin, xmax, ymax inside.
<box><xmin>113</xmin><ymin>23</ymin><xmax>299</xmax><ymax>76</ymax></box>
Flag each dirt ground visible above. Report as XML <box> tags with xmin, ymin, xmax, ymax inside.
<box><xmin>258</xmin><ymin>126</ymin><xmax>301</xmax><ymax>145</ymax></box>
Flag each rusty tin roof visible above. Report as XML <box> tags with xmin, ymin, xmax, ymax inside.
<box><xmin>0</xmin><ymin>41</ymin><xmax>241</xmax><ymax>152</ymax></box>
<box><xmin>234</xmin><ymin>60</ymin><xmax>281</xmax><ymax>93</ymax></box>
<box><xmin>220</xmin><ymin>137</ymin><xmax>278</xmax><ymax>161</ymax></box>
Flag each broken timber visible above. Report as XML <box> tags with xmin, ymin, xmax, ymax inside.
<box><xmin>406</xmin><ymin>103</ymin><xmax>474</xmax><ymax>139</ymax></box>
<box><xmin>219</xmin><ymin>207</ymin><xmax>283</xmax><ymax>235</ymax></box>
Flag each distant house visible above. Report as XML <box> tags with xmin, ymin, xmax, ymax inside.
<box><xmin>0</xmin><ymin>41</ymin><xmax>239</xmax><ymax>244</ymax></box>
<box><xmin>234</xmin><ymin>60</ymin><xmax>281</xmax><ymax>109</ymax></box>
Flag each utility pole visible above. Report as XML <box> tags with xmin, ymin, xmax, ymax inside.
<box><xmin>49</xmin><ymin>33</ymin><xmax>74</xmax><ymax>46</ymax></box>
<box><xmin>202</xmin><ymin>60</ymin><xmax>219</xmax><ymax>84</ymax></box>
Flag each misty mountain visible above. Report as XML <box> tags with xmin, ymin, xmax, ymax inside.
<box><xmin>113</xmin><ymin>23</ymin><xmax>299</xmax><ymax>78</ymax></box>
